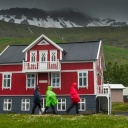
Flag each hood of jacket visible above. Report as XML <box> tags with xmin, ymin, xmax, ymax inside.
<box><xmin>47</xmin><ymin>86</ymin><xmax>52</xmax><ymax>91</ymax></box>
<box><xmin>71</xmin><ymin>82</ymin><xmax>77</xmax><ymax>88</ymax></box>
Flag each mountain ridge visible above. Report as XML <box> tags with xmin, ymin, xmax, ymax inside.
<box><xmin>0</xmin><ymin>8</ymin><xmax>127</xmax><ymax>28</ymax></box>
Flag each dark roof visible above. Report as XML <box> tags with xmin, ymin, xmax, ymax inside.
<box><xmin>58</xmin><ymin>41</ymin><xmax>100</xmax><ymax>61</ymax></box>
<box><xmin>0</xmin><ymin>45</ymin><xmax>27</xmax><ymax>64</ymax></box>
<box><xmin>0</xmin><ymin>41</ymin><xmax>100</xmax><ymax>64</ymax></box>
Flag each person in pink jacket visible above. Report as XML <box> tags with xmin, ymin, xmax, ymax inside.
<box><xmin>66</xmin><ymin>82</ymin><xmax>80</xmax><ymax>114</ymax></box>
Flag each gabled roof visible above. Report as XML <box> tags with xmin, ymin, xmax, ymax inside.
<box><xmin>0</xmin><ymin>40</ymin><xmax>101</xmax><ymax>64</ymax></box>
<box><xmin>22</xmin><ymin>34</ymin><xmax>63</xmax><ymax>53</ymax></box>
<box><xmin>0</xmin><ymin>45</ymin><xmax>27</xmax><ymax>64</ymax></box>
<box><xmin>58</xmin><ymin>41</ymin><xmax>100</xmax><ymax>61</ymax></box>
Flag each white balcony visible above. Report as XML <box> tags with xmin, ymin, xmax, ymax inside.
<box><xmin>22</xmin><ymin>61</ymin><xmax>61</xmax><ymax>72</ymax></box>
<box><xmin>97</xmin><ymin>85</ymin><xmax>111</xmax><ymax>97</ymax></box>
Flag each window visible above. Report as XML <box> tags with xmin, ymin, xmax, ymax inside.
<box><xmin>57</xmin><ymin>99</ymin><xmax>66</xmax><ymax>111</ymax></box>
<box><xmin>3</xmin><ymin>99</ymin><xmax>12</xmax><ymax>111</ymax></box>
<box><xmin>50</xmin><ymin>50</ymin><xmax>57</xmax><ymax>62</ymax></box>
<box><xmin>21</xmin><ymin>99</ymin><xmax>30</xmax><ymax>111</ymax></box>
<box><xmin>79</xmin><ymin>98</ymin><xmax>86</xmax><ymax>111</ymax></box>
<box><xmin>26</xmin><ymin>74</ymin><xmax>36</xmax><ymax>88</ymax></box>
<box><xmin>2</xmin><ymin>73</ymin><xmax>12</xmax><ymax>89</ymax></box>
<box><xmin>51</xmin><ymin>73</ymin><xmax>60</xmax><ymax>88</ymax></box>
<box><xmin>30</xmin><ymin>51</ymin><xmax>37</xmax><ymax>62</ymax></box>
<box><xmin>78</xmin><ymin>71</ymin><xmax>88</xmax><ymax>88</ymax></box>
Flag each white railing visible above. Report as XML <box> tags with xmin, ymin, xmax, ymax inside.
<box><xmin>97</xmin><ymin>85</ymin><xmax>110</xmax><ymax>95</ymax></box>
<box><xmin>22</xmin><ymin>61</ymin><xmax>60</xmax><ymax>72</ymax></box>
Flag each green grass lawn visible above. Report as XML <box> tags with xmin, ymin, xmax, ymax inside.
<box><xmin>0</xmin><ymin>114</ymin><xmax>128</xmax><ymax>128</ymax></box>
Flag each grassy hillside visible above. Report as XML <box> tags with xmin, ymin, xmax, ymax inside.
<box><xmin>0</xmin><ymin>21</ymin><xmax>128</xmax><ymax>64</ymax></box>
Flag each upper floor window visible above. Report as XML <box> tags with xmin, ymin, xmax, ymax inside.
<box><xmin>2</xmin><ymin>73</ymin><xmax>12</xmax><ymax>90</ymax></box>
<box><xmin>50</xmin><ymin>50</ymin><xmax>57</xmax><ymax>62</ymax></box>
<box><xmin>51</xmin><ymin>73</ymin><xmax>60</xmax><ymax>88</ymax></box>
<box><xmin>79</xmin><ymin>98</ymin><xmax>86</xmax><ymax>111</ymax></box>
<box><xmin>3</xmin><ymin>99</ymin><xmax>12</xmax><ymax>111</ymax></box>
<box><xmin>78</xmin><ymin>71</ymin><xmax>88</xmax><ymax>88</ymax></box>
<box><xmin>39</xmin><ymin>51</ymin><xmax>48</xmax><ymax>62</ymax></box>
<box><xmin>30</xmin><ymin>51</ymin><xmax>37</xmax><ymax>62</ymax></box>
<box><xmin>57</xmin><ymin>98</ymin><xmax>66</xmax><ymax>111</ymax></box>
<box><xmin>21</xmin><ymin>99</ymin><xmax>30</xmax><ymax>111</ymax></box>
<box><xmin>26</xmin><ymin>74</ymin><xmax>36</xmax><ymax>89</ymax></box>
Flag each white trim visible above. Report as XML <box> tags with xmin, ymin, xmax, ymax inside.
<box><xmin>93</xmin><ymin>61</ymin><xmax>97</xmax><ymax>95</ymax></box>
<box><xmin>25</xmin><ymin>52</ymin><xmax>27</xmax><ymax>61</ymax></box>
<box><xmin>30</xmin><ymin>50</ymin><xmax>37</xmax><ymax>62</ymax></box>
<box><xmin>0</xmin><ymin>71</ymin><xmax>24</xmax><ymax>74</ymax></box>
<box><xmin>2</xmin><ymin>73</ymin><xmax>12</xmax><ymax>90</ymax></box>
<box><xmin>61</xmin><ymin>61</ymin><xmax>94</xmax><ymax>63</ymax></box>
<box><xmin>22</xmin><ymin>34</ymin><xmax>63</xmax><ymax>53</ymax></box>
<box><xmin>37</xmin><ymin>39</ymin><xmax>49</xmax><ymax>45</ymax></box>
<box><xmin>60</xmin><ymin>51</ymin><xmax>62</xmax><ymax>60</ymax></box>
<box><xmin>0</xmin><ymin>45</ymin><xmax>9</xmax><ymax>56</ymax></box>
<box><xmin>50</xmin><ymin>50</ymin><xmax>57</xmax><ymax>62</ymax></box>
<box><xmin>61</xmin><ymin>69</ymin><xmax>94</xmax><ymax>72</ymax></box>
<box><xmin>96</xmin><ymin>40</ymin><xmax>102</xmax><ymax>60</ymax></box>
<box><xmin>77</xmin><ymin>71</ymin><xmax>88</xmax><ymax>89</ymax></box>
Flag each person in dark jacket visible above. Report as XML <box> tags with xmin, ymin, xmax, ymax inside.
<box><xmin>66</xmin><ymin>82</ymin><xmax>80</xmax><ymax>114</ymax></box>
<box><xmin>32</xmin><ymin>86</ymin><xmax>43</xmax><ymax>114</ymax></box>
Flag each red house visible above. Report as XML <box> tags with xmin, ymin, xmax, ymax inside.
<box><xmin>0</xmin><ymin>34</ymin><xmax>110</xmax><ymax>114</ymax></box>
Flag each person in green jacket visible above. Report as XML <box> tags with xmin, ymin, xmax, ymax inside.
<box><xmin>43</xmin><ymin>86</ymin><xmax>57</xmax><ymax>114</ymax></box>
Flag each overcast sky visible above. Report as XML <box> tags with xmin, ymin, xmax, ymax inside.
<box><xmin>0</xmin><ymin>0</ymin><xmax>128</xmax><ymax>22</ymax></box>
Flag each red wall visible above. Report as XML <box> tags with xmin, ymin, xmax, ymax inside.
<box><xmin>27</xmin><ymin>43</ymin><xmax>60</xmax><ymax>62</ymax></box>
<box><xmin>61</xmin><ymin>62</ymin><xmax>93</xmax><ymax>70</ymax></box>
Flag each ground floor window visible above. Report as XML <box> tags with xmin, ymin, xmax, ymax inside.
<box><xmin>79</xmin><ymin>98</ymin><xmax>86</xmax><ymax>111</ymax></box>
<box><xmin>21</xmin><ymin>99</ymin><xmax>30</xmax><ymax>111</ymax></box>
<box><xmin>3</xmin><ymin>99</ymin><xmax>12</xmax><ymax>111</ymax></box>
<box><xmin>57</xmin><ymin>98</ymin><xmax>66</xmax><ymax>111</ymax></box>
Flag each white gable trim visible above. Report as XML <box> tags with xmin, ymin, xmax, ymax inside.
<box><xmin>0</xmin><ymin>45</ymin><xmax>9</xmax><ymax>56</ymax></box>
<box><xmin>22</xmin><ymin>34</ymin><xmax>63</xmax><ymax>53</ymax></box>
<box><xmin>96</xmin><ymin>40</ymin><xmax>102</xmax><ymax>60</ymax></box>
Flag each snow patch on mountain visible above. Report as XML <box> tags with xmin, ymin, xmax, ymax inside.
<box><xmin>0</xmin><ymin>8</ymin><xmax>127</xmax><ymax>28</ymax></box>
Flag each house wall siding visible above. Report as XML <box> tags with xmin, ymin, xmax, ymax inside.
<box><xmin>0</xmin><ymin>95</ymin><xmax>96</xmax><ymax>114</ymax></box>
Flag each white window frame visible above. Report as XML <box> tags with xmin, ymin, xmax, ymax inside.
<box><xmin>57</xmin><ymin>98</ymin><xmax>66</xmax><ymax>111</ymax></box>
<box><xmin>79</xmin><ymin>98</ymin><xmax>86</xmax><ymax>111</ymax></box>
<box><xmin>26</xmin><ymin>73</ymin><xmax>36</xmax><ymax>89</ymax></box>
<box><xmin>3</xmin><ymin>99</ymin><xmax>12</xmax><ymax>111</ymax></box>
<box><xmin>2</xmin><ymin>73</ymin><xmax>12</xmax><ymax>90</ymax></box>
<box><xmin>30</xmin><ymin>51</ymin><xmax>37</xmax><ymax>62</ymax></box>
<box><xmin>39</xmin><ymin>50</ymin><xmax>48</xmax><ymax>62</ymax></box>
<box><xmin>50</xmin><ymin>50</ymin><xmax>57</xmax><ymax>62</ymax></box>
<box><xmin>51</xmin><ymin>73</ymin><xmax>60</xmax><ymax>89</ymax></box>
<box><xmin>78</xmin><ymin>71</ymin><xmax>88</xmax><ymax>88</ymax></box>
<box><xmin>21</xmin><ymin>99</ymin><xmax>30</xmax><ymax>111</ymax></box>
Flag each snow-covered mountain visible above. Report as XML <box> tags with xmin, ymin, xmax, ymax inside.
<box><xmin>0</xmin><ymin>8</ymin><xmax>127</xmax><ymax>28</ymax></box>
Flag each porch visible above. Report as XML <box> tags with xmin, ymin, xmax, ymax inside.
<box><xmin>22</xmin><ymin>60</ymin><xmax>61</xmax><ymax>72</ymax></box>
<box><xmin>96</xmin><ymin>84</ymin><xmax>111</xmax><ymax>115</ymax></box>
